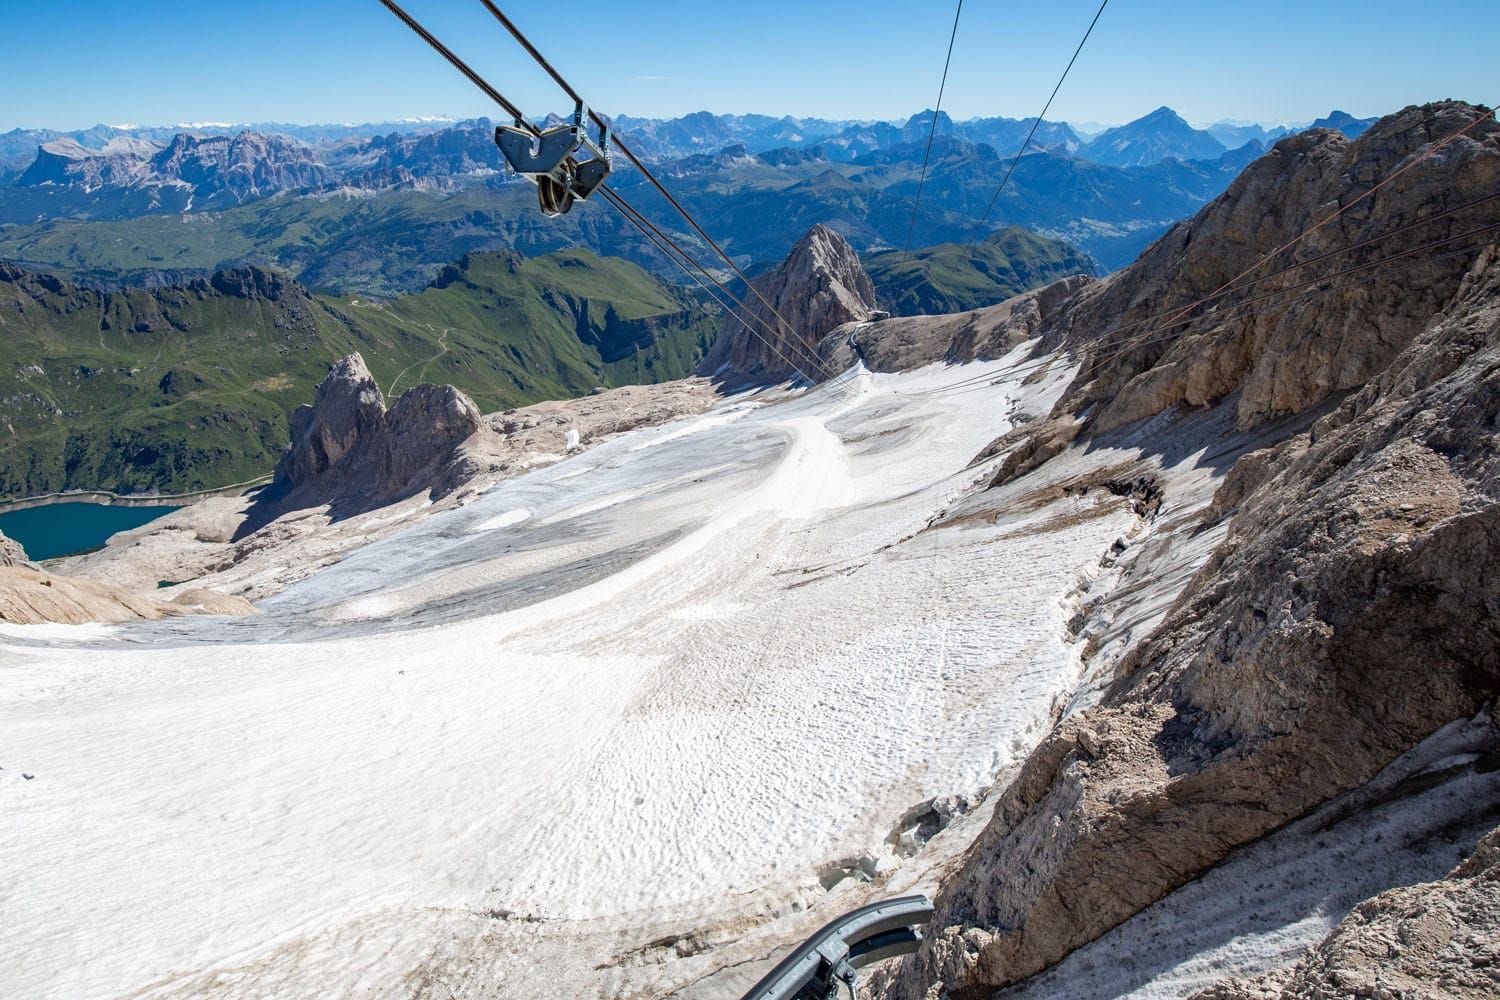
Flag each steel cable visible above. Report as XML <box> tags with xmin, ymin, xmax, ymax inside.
<box><xmin>473</xmin><ymin>0</ymin><xmax>843</xmax><ymax>383</ymax></box>
<box><xmin>920</xmin><ymin>222</ymin><xmax>1500</xmax><ymax>402</ymax></box>
<box><xmin>916</xmin><ymin>185</ymin><xmax>1500</xmax><ymax>397</ymax></box>
<box><xmin>903</xmin><ymin>0</ymin><xmax>965</xmax><ymax>253</ymax></box>
<box><xmin>375</xmin><ymin>0</ymin><xmax>843</xmax><ymax>390</ymax></box>
<box><xmin>970</xmin><ymin>0</ymin><xmax>1110</xmax><ymax>244</ymax></box>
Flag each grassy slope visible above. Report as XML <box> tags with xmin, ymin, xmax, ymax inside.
<box><xmin>334</xmin><ymin>249</ymin><xmax>715</xmax><ymax>409</ymax></box>
<box><xmin>0</xmin><ymin>251</ymin><xmax>714</xmax><ymax>497</ymax></box>
<box><xmin>0</xmin><ymin>270</ymin><xmax>380</xmax><ymax>496</ymax></box>
<box><xmin>863</xmin><ymin>227</ymin><xmax>1097</xmax><ymax>316</ymax></box>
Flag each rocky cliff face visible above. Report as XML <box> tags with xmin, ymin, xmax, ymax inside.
<box><xmin>149</xmin><ymin>132</ymin><xmax>337</xmax><ymax>206</ymax></box>
<box><xmin>275</xmin><ymin>355</ymin><xmax>387</xmax><ymax>486</ymax></box>
<box><xmin>203</xmin><ymin>264</ymin><xmax>298</xmax><ymax>301</ymax></box>
<box><xmin>11</xmin><ymin>130</ymin><xmax>335</xmax><ymax>215</ymax></box>
<box><xmin>1045</xmin><ymin>101</ymin><xmax>1500</xmax><ymax>438</ymax></box>
<box><xmin>816</xmin><ymin>273</ymin><xmax>1091</xmax><ymax>374</ymax></box>
<box><xmin>270</xmin><ymin>353</ymin><xmax>483</xmax><ymax>515</ymax></box>
<box><xmin>17</xmin><ymin>137</ymin><xmax>159</xmax><ymax>190</ymax></box>
<box><xmin>698</xmin><ymin>223</ymin><xmax>878</xmax><ymax>383</ymax></box>
<box><xmin>334</xmin><ymin>121</ymin><xmax>510</xmax><ymax>191</ymax></box>
<box><xmin>872</xmin><ymin>100</ymin><xmax>1500</xmax><ymax>998</ymax></box>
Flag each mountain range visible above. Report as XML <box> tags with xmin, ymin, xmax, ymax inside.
<box><xmin>0</xmin><ymin>106</ymin><xmax>1380</xmax><ymax>290</ymax></box>
<box><xmin>4</xmin><ymin>99</ymin><xmax>1492</xmax><ymax>1000</ymax></box>
<box><xmin>2</xmin><ymin>106</ymin><xmax>1378</xmax><ymax>172</ymax></box>
<box><xmin>12</xmin><ymin>131</ymin><xmax>337</xmax><ymax>217</ymax></box>
<box><xmin>1203</xmin><ymin>109</ymin><xmax>1378</xmax><ymax>149</ymax></box>
<box><xmin>0</xmin><ymin>117</ymin><xmax>464</xmax><ymax>170</ymax></box>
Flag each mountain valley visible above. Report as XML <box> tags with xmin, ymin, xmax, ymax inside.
<box><xmin>0</xmin><ymin>0</ymin><xmax>1494</xmax><ymax>984</ymax></box>
<box><xmin>2</xmin><ymin>97</ymin><xmax>1495</xmax><ymax>1000</ymax></box>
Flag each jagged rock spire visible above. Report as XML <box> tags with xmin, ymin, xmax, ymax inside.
<box><xmin>698</xmin><ymin>223</ymin><xmax>878</xmax><ymax>383</ymax></box>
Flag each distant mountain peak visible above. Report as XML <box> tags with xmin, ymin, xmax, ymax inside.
<box><xmin>1126</xmin><ymin>106</ymin><xmax>1195</xmax><ymax>132</ymax></box>
<box><xmin>905</xmin><ymin>109</ymin><xmax>954</xmax><ymax>127</ymax></box>
<box><xmin>1085</xmin><ymin>107</ymin><xmax>1227</xmax><ymax>167</ymax></box>
<box><xmin>1308</xmin><ymin>109</ymin><xmax>1378</xmax><ymax>138</ymax></box>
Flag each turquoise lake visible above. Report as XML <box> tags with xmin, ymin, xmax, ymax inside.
<box><xmin>0</xmin><ymin>502</ymin><xmax>180</xmax><ymax>562</ymax></box>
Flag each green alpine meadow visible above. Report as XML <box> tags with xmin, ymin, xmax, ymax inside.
<box><xmin>0</xmin><ymin>249</ymin><xmax>716</xmax><ymax>497</ymax></box>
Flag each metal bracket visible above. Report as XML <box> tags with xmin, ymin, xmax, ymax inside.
<box><xmin>495</xmin><ymin>122</ymin><xmax>581</xmax><ymax>176</ymax></box>
<box><xmin>494</xmin><ymin>99</ymin><xmax>612</xmax><ymax>217</ymax></box>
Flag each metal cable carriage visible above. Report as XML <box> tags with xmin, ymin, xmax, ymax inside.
<box><xmin>740</xmin><ymin>895</ymin><xmax>934</xmax><ymax>1000</ymax></box>
<box><xmin>495</xmin><ymin>100</ymin><xmax>611</xmax><ymax>217</ymax></box>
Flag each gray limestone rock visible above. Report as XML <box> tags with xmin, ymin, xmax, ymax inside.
<box><xmin>699</xmin><ymin>223</ymin><xmax>877</xmax><ymax>383</ymax></box>
<box><xmin>271</xmin><ymin>352</ymin><xmax>482</xmax><ymax>513</ymax></box>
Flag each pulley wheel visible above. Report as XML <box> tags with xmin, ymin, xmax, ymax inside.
<box><xmin>537</xmin><ymin>174</ymin><xmax>575</xmax><ymax>217</ymax></box>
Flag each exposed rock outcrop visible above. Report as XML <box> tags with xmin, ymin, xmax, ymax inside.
<box><xmin>340</xmin><ymin>120</ymin><xmax>508</xmax><ymax>191</ymax></box>
<box><xmin>206</xmin><ymin>265</ymin><xmax>297</xmax><ymax>301</ymax></box>
<box><xmin>63</xmin><ymin>379</ymin><xmax>717</xmax><ymax>604</ymax></box>
<box><xmin>12</xmin><ymin>131</ymin><xmax>334</xmax><ymax>215</ymax></box>
<box><xmin>0</xmin><ymin>501</ymin><xmax>256</xmax><ymax>626</ymax></box>
<box><xmin>698</xmin><ymin>224</ymin><xmax>877</xmax><ymax>383</ymax></box>
<box><xmin>275</xmin><ymin>354</ymin><xmax>388</xmax><ymax>486</ymax></box>
<box><xmin>817</xmin><ymin>273</ymin><xmax>1091</xmax><ymax>374</ymax></box>
<box><xmin>270</xmin><ymin>352</ymin><xmax>483</xmax><ymax>515</ymax></box>
<box><xmin>1198</xmin><ymin>827</ymin><xmax>1500</xmax><ymax>1000</ymax></box>
<box><xmin>0</xmin><ymin>562</ymin><xmax>256</xmax><ymax>625</ymax></box>
<box><xmin>0</xmin><ymin>528</ymin><xmax>34</xmax><ymax>569</ymax></box>
<box><xmin>16</xmin><ymin>137</ymin><xmax>158</xmax><ymax>189</ymax></box>
<box><xmin>1040</xmin><ymin>101</ymin><xmax>1500</xmax><ymax>439</ymax></box>
<box><xmin>149</xmin><ymin>132</ymin><xmax>337</xmax><ymax>204</ymax></box>
<box><xmin>875</xmin><ymin>101</ymin><xmax>1500</xmax><ymax>999</ymax></box>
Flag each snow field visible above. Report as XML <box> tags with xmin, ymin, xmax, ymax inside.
<box><xmin>0</xmin><ymin>350</ymin><xmax>1138</xmax><ymax>997</ymax></box>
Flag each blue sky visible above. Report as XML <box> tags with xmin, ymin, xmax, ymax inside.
<box><xmin>3</xmin><ymin>0</ymin><xmax>1495</xmax><ymax>131</ymax></box>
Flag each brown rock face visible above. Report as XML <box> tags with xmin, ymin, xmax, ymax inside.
<box><xmin>698</xmin><ymin>223</ymin><xmax>877</xmax><ymax>383</ymax></box>
<box><xmin>1041</xmin><ymin>101</ymin><xmax>1500</xmax><ymax>436</ymax></box>
<box><xmin>0</xmin><ymin>564</ymin><xmax>256</xmax><ymax>625</ymax></box>
<box><xmin>874</xmin><ymin>102</ymin><xmax>1500</xmax><ymax>999</ymax></box>
<box><xmin>271</xmin><ymin>352</ymin><xmax>482</xmax><ymax>513</ymax></box>
<box><xmin>275</xmin><ymin>354</ymin><xmax>387</xmax><ymax>486</ymax></box>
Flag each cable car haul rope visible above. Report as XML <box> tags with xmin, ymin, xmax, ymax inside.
<box><xmin>376</xmin><ymin>0</ymin><xmax>842</xmax><ymax>388</ymax></box>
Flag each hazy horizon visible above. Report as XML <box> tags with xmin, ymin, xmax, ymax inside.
<box><xmin>1</xmin><ymin>105</ymin><xmax>1419</xmax><ymax>138</ymax></box>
